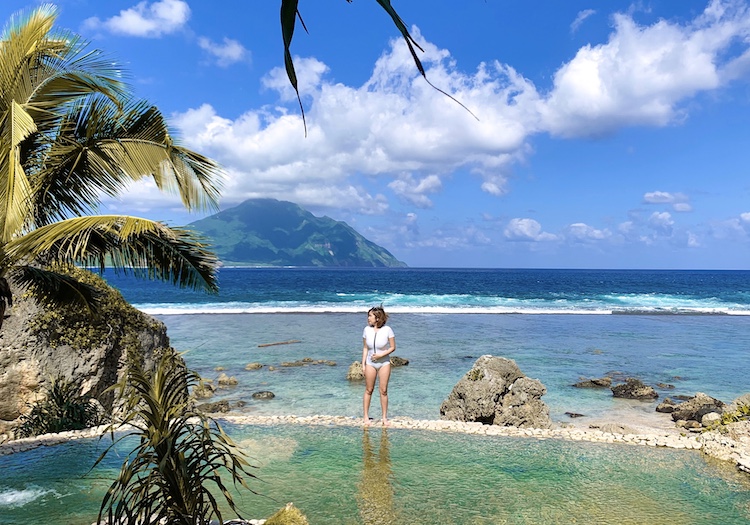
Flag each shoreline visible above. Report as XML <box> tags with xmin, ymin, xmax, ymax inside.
<box><xmin>2</xmin><ymin>413</ymin><xmax>749</xmax><ymax>475</ymax></box>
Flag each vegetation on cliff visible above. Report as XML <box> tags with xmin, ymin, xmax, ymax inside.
<box><xmin>188</xmin><ymin>198</ymin><xmax>407</xmax><ymax>267</ymax></box>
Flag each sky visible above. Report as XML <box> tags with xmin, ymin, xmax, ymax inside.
<box><xmin>4</xmin><ymin>0</ymin><xmax>750</xmax><ymax>269</ymax></box>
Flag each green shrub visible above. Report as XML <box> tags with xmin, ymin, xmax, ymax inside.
<box><xmin>16</xmin><ymin>376</ymin><xmax>103</xmax><ymax>437</ymax></box>
<box><xmin>95</xmin><ymin>350</ymin><xmax>257</xmax><ymax>525</ymax></box>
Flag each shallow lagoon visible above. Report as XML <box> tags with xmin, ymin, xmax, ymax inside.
<box><xmin>2</xmin><ymin>424</ymin><xmax>750</xmax><ymax>524</ymax></box>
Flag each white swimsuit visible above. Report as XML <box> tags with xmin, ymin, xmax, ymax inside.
<box><xmin>363</xmin><ymin>325</ymin><xmax>394</xmax><ymax>369</ymax></box>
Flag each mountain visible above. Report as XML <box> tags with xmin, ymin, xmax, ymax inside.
<box><xmin>186</xmin><ymin>198</ymin><xmax>407</xmax><ymax>267</ymax></box>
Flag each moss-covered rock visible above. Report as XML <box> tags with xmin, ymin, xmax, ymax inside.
<box><xmin>265</xmin><ymin>502</ymin><xmax>309</xmax><ymax>525</ymax></box>
<box><xmin>0</xmin><ymin>268</ymin><xmax>172</xmax><ymax>431</ymax></box>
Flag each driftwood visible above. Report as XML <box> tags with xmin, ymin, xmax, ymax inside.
<box><xmin>258</xmin><ymin>339</ymin><xmax>301</xmax><ymax>348</ymax></box>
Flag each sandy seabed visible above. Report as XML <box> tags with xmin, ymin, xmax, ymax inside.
<box><xmin>3</xmin><ymin>410</ymin><xmax>749</xmax><ymax>475</ymax></box>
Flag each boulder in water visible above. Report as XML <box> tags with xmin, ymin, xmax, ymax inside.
<box><xmin>439</xmin><ymin>355</ymin><xmax>551</xmax><ymax>429</ymax></box>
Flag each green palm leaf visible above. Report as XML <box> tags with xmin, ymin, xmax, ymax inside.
<box><xmin>0</xmin><ymin>4</ymin><xmax>222</xmax><ymax>303</ymax></box>
<box><xmin>5</xmin><ymin>215</ymin><xmax>218</xmax><ymax>292</ymax></box>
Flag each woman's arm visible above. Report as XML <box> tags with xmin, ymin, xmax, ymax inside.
<box><xmin>373</xmin><ymin>334</ymin><xmax>396</xmax><ymax>360</ymax></box>
<box><xmin>362</xmin><ymin>337</ymin><xmax>368</xmax><ymax>367</ymax></box>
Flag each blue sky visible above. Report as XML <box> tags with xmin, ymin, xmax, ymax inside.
<box><xmin>4</xmin><ymin>1</ymin><xmax>750</xmax><ymax>269</ymax></box>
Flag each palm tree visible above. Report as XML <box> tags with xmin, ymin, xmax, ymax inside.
<box><xmin>0</xmin><ymin>4</ymin><xmax>222</xmax><ymax>311</ymax></box>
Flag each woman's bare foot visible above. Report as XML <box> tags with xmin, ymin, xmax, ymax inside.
<box><xmin>382</xmin><ymin>418</ymin><xmax>390</xmax><ymax>427</ymax></box>
<box><xmin>363</xmin><ymin>417</ymin><xmax>372</xmax><ymax>426</ymax></box>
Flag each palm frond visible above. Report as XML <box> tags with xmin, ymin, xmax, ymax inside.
<box><xmin>4</xmin><ymin>215</ymin><xmax>219</xmax><ymax>292</ymax></box>
<box><xmin>11</xmin><ymin>264</ymin><xmax>103</xmax><ymax>310</ymax></box>
<box><xmin>0</xmin><ymin>99</ymin><xmax>35</xmax><ymax>241</ymax></box>
<box><xmin>31</xmin><ymin>97</ymin><xmax>222</xmax><ymax>225</ymax></box>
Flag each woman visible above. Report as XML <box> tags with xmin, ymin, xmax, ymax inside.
<box><xmin>362</xmin><ymin>306</ymin><xmax>396</xmax><ymax>426</ymax></box>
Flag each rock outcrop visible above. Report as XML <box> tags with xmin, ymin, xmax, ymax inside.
<box><xmin>0</xmin><ymin>270</ymin><xmax>171</xmax><ymax>436</ymax></box>
<box><xmin>439</xmin><ymin>355</ymin><xmax>552</xmax><ymax>429</ymax></box>
<box><xmin>573</xmin><ymin>377</ymin><xmax>612</xmax><ymax>388</ymax></box>
<box><xmin>669</xmin><ymin>392</ymin><xmax>725</xmax><ymax>426</ymax></box>
<box><xmin>347</xmin><ymin>361</ymin><xmax>364</xmax><ymax>381</ymax></box>
<box><xmin>611</xmin><ymin>378</ymin><xmax>658</xmax><ymax>400</ymax></box>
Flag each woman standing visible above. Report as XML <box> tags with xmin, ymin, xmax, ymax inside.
<box><xmin>362</xmin><ymin>306</ymin><xmax>396</xmax><ymax>426</ymax></box>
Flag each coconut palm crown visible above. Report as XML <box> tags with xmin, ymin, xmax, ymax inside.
<box><xmin>0</xmin><ymin>4</ymin><xmax>222</xmax><ymax>310</ymax></box>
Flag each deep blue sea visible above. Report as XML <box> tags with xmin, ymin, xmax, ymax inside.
<box><xmin>3</xmin><ymin>268</ymin><xmax>750</xmax><ymax>524</ymax></box>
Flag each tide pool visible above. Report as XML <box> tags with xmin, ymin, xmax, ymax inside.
<box><xmin>2</xmin><ymin>425</ymin><xmax>750</xmax><ymax>524</ymax></box>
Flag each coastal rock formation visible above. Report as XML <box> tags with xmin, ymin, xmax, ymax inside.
<box><xmin>252</xmin><ymin>391</ymin><xmax>275</xmax><ymax>400</ymax></box>
<box><xmin>439</xmin><ymin>355</ymin><xmax>552</xmax><ymax>429</ymax></box>
<box><xmin>265</xmin><ymin>502</ymin><xmax>310</xmax><ymax>525</ymax></box>
<box><xmin>196</xmin><ymin>400</ymin><xmax>230</xmax><ymax>413</ymax></box>
<box><xmin>217</xmin><ymin>373</ymin><xmax>238</xmax><ymax>386</ymax></box>
<box><xmin>347</xmin><ymin>361</ymin><xmax>364</xmax><ymax>381</ymax></box>
<box><xmin>726</xmin><ymin>393</ymin><xmax>750</xmax><ymax>414</ymax></box>
<box><xmin>573</xmin><ymin>377</ymin><xmax>612</xmax><ymax>388</ymax></box>
<box><xmin>669</xmin><ymin>392</ymin><xmax>725</xmax><ymax>424</ymax></box>
<box><xmin>390</xmin><ymin>356</ymin><xmax>409</xmax><ymax>367</ymax></box>
<box><xmin>0</xmin><ymin>272</ymin><xmax>170</xmax><ymax>436</ymax></box>
<box><xmin>611</xmin><ymin>378</ymin><xmax>658</xmax><ymax>400</ymax></box>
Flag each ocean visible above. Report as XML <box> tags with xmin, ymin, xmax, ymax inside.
<box><xmin>1</xmin><ymin>268</ymin><xmax>750</xmax><ymax>524</ymax></box>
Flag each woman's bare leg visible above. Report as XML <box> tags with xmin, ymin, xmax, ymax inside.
<box><xmin>377</xmin><ymin>364</ymin><xmax>392</xmax><ymax>425</ymax></box>
<box><xmin>363</xmin><ymin>364</ymin><xmax>377</xmax><ymax>425</ymax></box>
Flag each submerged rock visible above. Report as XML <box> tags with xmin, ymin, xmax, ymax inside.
<box><xmin>196</xmin><ymin>400</ymin><xmax>230</xmax><ymax>413</ymax></box>
<box><xmin>265</xmin><ymin>502</ymin><xmax>309</xmax><ymax>525</ymax></box>
<box><xmin>252</xmin><ymin>391</ymin><xmax>275</xmax><ymax>400</ymax></box>
<box><xmin>439</xmin><ymin>355</ymin><xmax>551</xmax><ymax>429</ymax></box>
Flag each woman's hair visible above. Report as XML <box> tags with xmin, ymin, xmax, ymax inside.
<box><xmin>368</xmin><ymin>306</ymin><xmax>388</xmax><ymax>328</ymax></box>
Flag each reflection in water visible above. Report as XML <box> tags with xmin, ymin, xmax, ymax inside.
<box><xmin>357</xmin><ymin>428</ymin><xmax>399</xmax><ymax>525</ymax></box>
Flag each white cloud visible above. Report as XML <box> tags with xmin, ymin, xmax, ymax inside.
<box><xmin>170</xmin><ymin>30</ymin><xmax>540</xmax><ymax>214</ymax></box>
<box><xmin>541</xmin><ymin>1</ymin><xmax>750</xmax><ymax>137</ymax></box>
<box><xmin>648</xmin><ymin>211</ymin><xmax>675</xmax><ymax>235</ymax></box>
<box><xmin>571</xmin><ymin>9</ymin><xmax>596</xmax><ymax>33</ymax></box>
<box><xmin>566</xmin><ymin>222</ymin><xmax>612</xmax><ymax>242</ymax></box>
<box><xmin>198</xmin><ymin>37</ymin><xmax>249</xmax><ymax>67</ymax></box>
<box><xmin>687</xmin><ymin>232</ymin><xmax>700</xmax><ymax>247</ymax></box>
<box><xmin>388</xmin><ymin>174</ymin><xmax>442</xmax><ymax>208</ymax></box>
<box><xmin>504</xmin><ymin>218</ymin><xmax>557</xmax><ymax>242</ymax></box>
<box><xmin>83</xmin><ymin>0</ymin><xmax>190</xmax><ymax>38</ymax></box>
<box><xmin>643</xmin><ymin>190</ymin><xmax>692</xmax><ymax>211</ymax></box>
<box><xmin>121</xmin><ymin>3</ymin><xmax>750</xmax><ymax>221</ymax></box>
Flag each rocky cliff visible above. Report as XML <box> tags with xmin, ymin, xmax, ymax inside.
<box><xmin>0</xmin><ymin>268</ymin><xmax>171</xmax><ymax>438</ymax></box>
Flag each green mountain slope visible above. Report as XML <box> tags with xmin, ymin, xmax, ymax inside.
<box><xmin>187</xmin><ymin>198</ymin><xmax>407</xmax><ymax>267</ymax></box>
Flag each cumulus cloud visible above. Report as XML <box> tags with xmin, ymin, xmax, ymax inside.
<box><xmin>541</xmin><ymin>1</ymin><xmax>750</xmax><ymax>137</ymax></box>
<box><xmin>171</xmin><ymin>30</ymin><xmax>539</xmax><ymax>214</ymax></box>
<box><xmin>566</xmin><ymin>222</ymin><xmax>612</xmax><ymax>242</ymax></box>
<box><xmin>648</xmin><ymin>211</ymin><xmax>675</xmax><ymax>235</ymax></box>
<box><xmin>504</xmin><ymin>218</ymin><xmax>557</xmax><ymax>242</ymax></box>
<box><xmin>119</xmin><ymin>2</ymin><xmax>750</xmax><ymax>223</ymax></box>
<box><xmin>198</xmin><ymin>37</ymin><xmax>249</xmax><ymax>67</ymax></box>
<box><xmin>388</xmin><ymin>174</ymin><xmax>442</xmax><ymax>207</ymax></box>
<box><xmin>83</xmin><ymin>0</ymin><xmax>190</xmax><ymax>38</ymax></box>
<box><xmin>643</xmin><ymin>191</ymin><xmax>692</xmax><ymax>211</ymax></box>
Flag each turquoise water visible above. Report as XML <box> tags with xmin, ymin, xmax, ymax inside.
<box><xmin>2</xmin><ymin>425</ymin><xmax>750</xmax><ymax>524</ymax></box>
<box><xmin>160</xmin><ymin>312</ymin><xmax>750</xmax><ymax>423</ymax></box>
<box><xmin>3</xmin><ymin>269</ymin><xmax>750</xmax><ymax>523</ymax></box>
